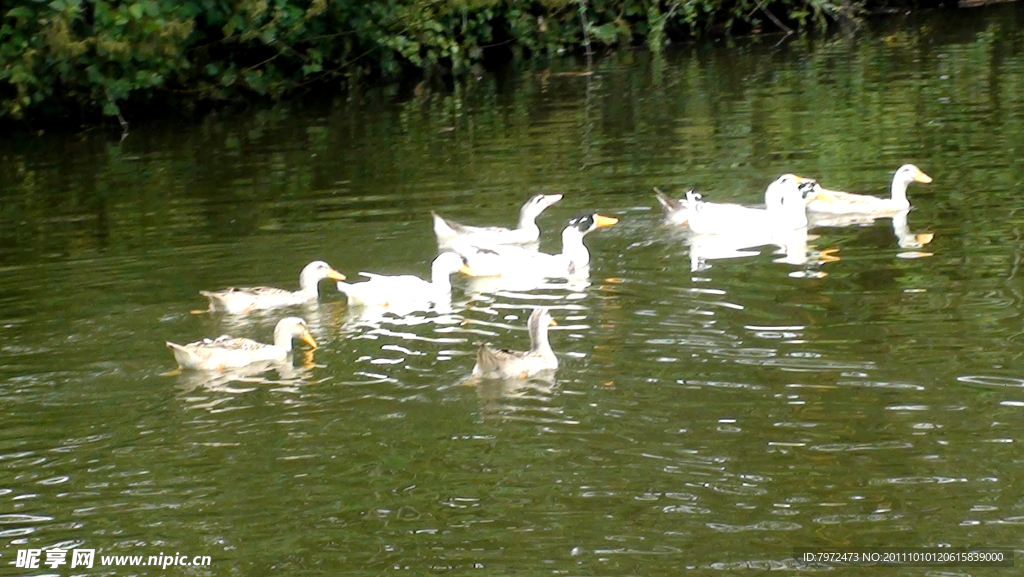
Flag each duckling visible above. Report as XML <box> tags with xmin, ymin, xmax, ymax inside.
<box><xmin>473</xmin><ymin>307</ymin><xmax>558</xmax><ymax>379</ymax></box>
<box><xmin>167</xmin><ymin>317</ymin><xmax>316</xmax><ymax>371</ymax></box>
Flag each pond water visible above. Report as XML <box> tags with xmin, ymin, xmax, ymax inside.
<box><xmin>3</xmin><ymin>5</ymin><xmax>1024</xmax><ymax>575</ymax></box>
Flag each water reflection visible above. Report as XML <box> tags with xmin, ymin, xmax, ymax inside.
<box><xmin>170</xmin><ymin>352</ymin><xmax>316</xmax><ymax>395</ymax></box>
<box><xmin>467</xmin><ymin>372</ymin><xmax>559</xmax><ymax>417</ymax></box>
<box><xmin>463</xmin><ymin>273</ymin><xmax>591</xmax><ymax>300</ymax></box>
<box><xmin>809</xmin><ymin>209</ymin><xmax>935</xmax><ymax>256</ymax></box>
<box><xmin>686</xmin><ymin>227</ymin><xmax>840</xmax><ymax>273</ymax></box>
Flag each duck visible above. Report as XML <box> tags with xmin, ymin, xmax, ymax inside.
<box><xmin>335</xmin><ymin>251</ymin><xmax>464</xmax><ymax>307</ymax></box>
<box><xmin>686</xmin><ymin>174</ymin><xmax>822</xmax><ymax>235</ymax></box>
<box><xmin>472</xmin><ymin>307</ymin><xmax>558</xmax><ymax>379</ymax></box>
<box><xmin>806</xmin><ymin>164</ymin><xmax>932</xmax><ymax>215</ymax></box>
<box><xmin>195</xmin><ymin>261</ymin><xmax>345</xmax><ymax>314</ymax></box>
<box><xmin>167</xmin><ymin>317</ymin><xmax>316</xmax><ymax>371</ymax></box>
<box><xmin>453</xmin><ymin>212</ymin><xmax>618</xmax><ymax>278</ymax></box>
<box><xmin>432</xmin><ymin>194</ymin><xmax>563</xmax><ymax>249</ymax></box>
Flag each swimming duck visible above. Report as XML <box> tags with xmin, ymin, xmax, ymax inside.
<box><xmin>473</xmin><ymin>307</ymin><xmax>558</xmax><ymax>379</ymax></box>
<box><xmin>686</xmin><ymin>175</ymin><xmax>822</xmax><ymax>235</ymax></box>
<box><xmin>807</xmin><ymin>164</ymin><xmax>932</xmax><ymax>215</ymax></box>
<box><xmin>453</xmin><ymin>212</ymin><xmax>618</xmax><ymax>278</ymax></box>
<box><xmin>195</xmin><ymin>261</ymin><xmax>345</xmax><ymax>314</ymax></box>
<box><xmin>335</xmin><ymin>251</ymin><xmax>464</xmax><ymax>307</ymax></box>
<box><xmin>432</xmin><ymin>194</ymin><xmax>563</xmax><ymax>249</ymax></box>
<box><xmin>167</xmin><ymin>317</ymin><xmax>316</xmax><ymax>371</ymax></box>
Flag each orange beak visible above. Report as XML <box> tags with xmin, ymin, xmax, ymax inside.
<box><xmin>301</xmin><ymin>331</ymin><xmax>318</xmax><ymax>350</ymax></box>
<box><xmin>914</xmin><ymin>169</ymin><xmax>933</xmax><ymax>184</ymax></box>
<box><xmin>327</xmin><ymin>269</ymin><xmax>346</xmax><ymax>281</ymax></box>
<box><xmin>594</xmin><ymin>215</ymin><xmax>619</xmax><ymax>228</ymax></box>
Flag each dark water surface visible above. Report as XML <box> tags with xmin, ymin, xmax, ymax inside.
<box><xmin>3</xmin><ymin>6</ymin><xmax>1024</xmax><ymax>575</ymax></box>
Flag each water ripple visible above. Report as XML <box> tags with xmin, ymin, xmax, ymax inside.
<box><xmin>707</xmin><ymin>521</ymin><xmax>802</xmax><ymax>533</ymax></box>
<box><xmin>809</xmin><ymin>441</ymin><xmax>915</xmax><ymax>452</ymax></box>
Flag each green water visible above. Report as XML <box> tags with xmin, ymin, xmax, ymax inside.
<box><xmin>2</xmin><ymin>6</ymin><xmax>1024</xmax><ymax>575</ymax></box>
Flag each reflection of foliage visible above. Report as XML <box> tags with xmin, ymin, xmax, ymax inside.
<box><xmin>2</xmin><ymin>0</ymin><xmax>850</xmax><ymax>123</ymax></box>
<box><xmin>2</xmin><ymin>14</ymin><xmax>1021</xmax><ymax>268</ymax></box>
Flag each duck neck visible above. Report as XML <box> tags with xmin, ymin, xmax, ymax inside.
<box><xmin>890</xmin><ymin>176</ymin><xmax>911</xmax><ymax>208</ymax></box>
<box><xmin>274</xmin><ymin>326</ymin><xmax>295</xmax><ymax>352</ymax></box>
<box><xmin>560</xmin><ymin>228</ymin><xmax>591</xmax><ymax>268</ymax></box>
<box><xmin>297</xmin><ymin>271</ymin><xmax>321</xmax><ymax>299</ymax></box>
<box><xmin>517</xmin><ymin>205</ymin><xmax>542</xmax><ymax>233</ymax></box>
<box><xmin>529</xmin><ymin>319</ymin><xmax>554</xmax><ymax>358</ymax></box>
<box><xmin>430</xmin><ymin>262</ymin><xmax>453</xmax><ymax>294</ymax></box>
<box><xmin>768</xmin><ymin>194</ymin><xmax>808</xmax><ymax>228</ymax></box>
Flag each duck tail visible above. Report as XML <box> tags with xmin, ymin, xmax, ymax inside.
<box><xmin>474</xmin><ymin>344</ymin><xmax>504</xmax><ymax>376</ymax></box>
<box><xmin>431</xmin><ymin>211</ymin><xmax>459</xmax><ymax>243</ymax></box>
<box><xmin>194</xmin><ymin>290</ymin><xmax>222</xmax><ymax>314</ymax></box>
<box><xmin>165</xmin><ymin>342</ymin><xmax>190</xmax><ymax>367</ymax></box>
<box><xmin>653</xmin><ymin>187</ymin><xmax>683</xmax><ymax>215</ymax></box>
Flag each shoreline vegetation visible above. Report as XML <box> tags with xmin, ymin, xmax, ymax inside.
<box><xmin>0</xmin><ymin>0</ymin><xmax>957</xmax><ymax>130</ymax></box>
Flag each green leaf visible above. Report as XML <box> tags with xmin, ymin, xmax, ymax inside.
<box><xmin>589</xmin><ymin>23</ymin><xmax>618</xmax><ymax>44</ymax></box>
<box><xmin>6</xmin><ymin>7</ymin><xmax>35</xmax><ymax>19</ymax></box>
<box><xmin>141</xmin><ymin>0</ymin><xmax>159</xmax><ymax>17</ymax></box>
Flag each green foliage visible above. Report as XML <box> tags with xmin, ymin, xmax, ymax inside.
<box><xmin>0</xmin><ymin>0</ymin><xmax>851</xmax><ymax>123</ymax></box>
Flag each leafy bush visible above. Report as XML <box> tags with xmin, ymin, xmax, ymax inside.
<box><xmin>0</xmin><ymin>0</ymin><xmax>850</xmax><ymax>125</ymax></box>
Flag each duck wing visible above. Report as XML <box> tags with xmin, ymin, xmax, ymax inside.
<box><xmin>474</xmin><ymin>344</ymin><xmax>525</xmax><ymax>376</ymax></box>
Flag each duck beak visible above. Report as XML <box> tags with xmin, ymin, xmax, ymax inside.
<box><xmin>544</xmin><ymin>194</ymin><xmax>564</xmax><ymax>206</ymax></box>
<box><xmin>914</xmin><ymin>169</ymin><xmax>933</xmax><ymax>184</ymax></box>
<box><xmin>793</xmin><ymin>175</ymin><xmax>812</xmax><ymax>184</ymax></box>
<box><xmin>301</xmin><ymin>331</ymin><xmax>318</xmax><ymax>350</ymax></box>
<box><xmin>594</xmin><ymin>215</ymin><xmax>619</xmax><ymax>228</ymax></box>
<box><xmin>327</xmin><ymin>269</ymin><xmax>346</xmax><ymax>281</ymax></box>
<box><xmin>548</xmin><ymin>318</ymin><xmax>558</xmax><ymax>327</ymax></box>
<box><xmin>459</xmin><ymin>264</ymin><xmax>476</xmax><ymax>276</ymax></box>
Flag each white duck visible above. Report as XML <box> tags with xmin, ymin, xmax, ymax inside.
<box><xmin>195</xmin><ymin>261</ymin><xmax>346</xmax><ymax>314</ymax></box>
<box><xmin>167</xmin><ymin>317</ymin><xmax>316</xmax><ymax>371</ymax></box>
<box><xmin>472</xmin><ymin>307</ymin><xmax>558</xmax><ymax>380</ymax></box>
<box><xmin>807</xmin><ymin>164</ymin><xmax>932</xmax><ymax>215</ymax></box>
<box><xmin>432</xmin><ymin>194</ymin><xmax>563</xmax><ymax>249</ymax></box>
<box><xmin>454</xmin><ymin>212</ymin><xmax>618</xmax><ymax>278</ymax></box>
<box><xmin>687</xmin><ymin>174</ymin><xmax>821</xmax><ymax>235</ymax></box>
<box><xmin>335</xmin><ymin>251</ymin><xmax>464</xmax><ymax>307</ymax></box>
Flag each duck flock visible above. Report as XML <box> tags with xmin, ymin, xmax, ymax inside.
<box><xmin>167</xmin><ymin>164</ymin><xmax>932</xmax><ymax>380</ymax></box>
